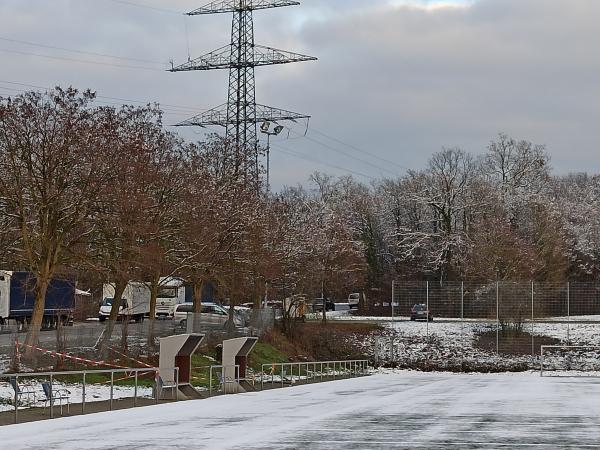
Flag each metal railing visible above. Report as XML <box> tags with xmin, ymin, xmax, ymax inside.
<box><xmin>0</xmin><ymin>366</ymin><xmax>179</xmax><ymax>424</ymax></box>
<box><xmin>208</xmin><ymin>365</ymin><xmax>240</xmax><ymax>396</ymax></box>
<box><xmin>260</xmin><ymin>360</ymin><xmax>370</xmax><ymax>390</ymax></box>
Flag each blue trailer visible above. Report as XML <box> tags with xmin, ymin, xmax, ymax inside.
<box><xmin>0</xmin><ymin>271</ymin><xmax>75</xmax><ymax>328</ymax></box>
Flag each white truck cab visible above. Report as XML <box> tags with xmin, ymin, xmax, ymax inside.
<box><xmin>155</xmin><ymin>277</ymin><xmax>187</xmax><ymax>318</ymax></box>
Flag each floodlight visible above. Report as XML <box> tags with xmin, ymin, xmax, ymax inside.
<box><xmin>261</xmin><ymin>121</ymin><xmax>271</xmax><ymax>132</ymax></box>
<box><xmin>274</xmin><ymin>125</ymin><xmax>284</xmax><ymax>135</ymax></box>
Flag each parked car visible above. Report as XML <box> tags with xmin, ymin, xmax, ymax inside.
<box><xmin>410</xmin><ymin>304</ymin><xmax>433</xmax><ymax>321</ymax></box>
<box><xmin>174</xmin><ymin>302</ymin><xmax>242</xmax><ymax>329</ymax></box>
<box><xmin>311</xmin><ymin>298</ymin><xmax>335</xmax><ymax>313</ymax></box>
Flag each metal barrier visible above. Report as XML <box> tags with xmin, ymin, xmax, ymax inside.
<box><xmin>540</xmin><ymin>345</ymin><xmax>600</xmax><ymax>377</ymax></box>
<box><xmin>0</xmin><ymin>366</ymin><xmax>179</xmax><ymax>424</ymax></box>
<box><xmin>260</xmin><ymin>360</ymin><xmax>370</xmax><ymax>390</ymax></box>
<box><xmin>208</xmin><ymin>365</ymin><xmax>240</xmax><ymax>396</ymax></box>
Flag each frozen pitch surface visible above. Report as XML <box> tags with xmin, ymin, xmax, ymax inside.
<box><xmin>1</xmin><ymin>372</ymin><xmax>600</xmax><ymax>449</ymax></box>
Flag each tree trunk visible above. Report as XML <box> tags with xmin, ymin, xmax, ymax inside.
<box><xmin>192</xmin><ymin>279</ymin><xmax>204</xmax><ymax>332</ymax></box>
<box><xmin>227</xmin><ymin>294</ymin><xmax>236</xmax><ymax>334</ymax></box>
<box><xmin>147</xmin><ymin>274</ymin><xmax>160</xmax><ymax>349</ymax></box>
<box><xmin>149</xmin><ymin>274</ymin><xmax>160</xmax><ymax>320</ymax></box>
<box><xmin>98</xmin><ymin>279</ymin><xmax>127</xmax><ymax>355</ymax></box>
<box><xmin>24</xmin><ymin>274</ymin><xmax>50</xmax><ymax>360</ymax></box>
<box><xmin>321</xmin><ymin>280</ymin><xmax>327</xmax><ymax>324</ymax></box>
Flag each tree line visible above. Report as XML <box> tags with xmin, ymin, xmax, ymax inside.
<box><xmin>0</xmin><ymin>88</ymin><xmax>596</xmax><ymax>350</ymax></box>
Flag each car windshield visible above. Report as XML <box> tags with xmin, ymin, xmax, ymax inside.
<box><xmin>176</xmin><ymin>304</ymin><xmax>194</xmax><ymax>313</ymax></box>
<box><xmin>413</xmin><ymin>305</ymin><xmax>426</xmax><ymax>311</ymax></box>
<box><xmin>102</xmin><ymin>298</ymin><xmax>127</xmax><ymax>308</ymax></box>
<box><xmin>203</xmin><ymin>304</ymin><xmax>227</xmax><ymax>315</ymax></box>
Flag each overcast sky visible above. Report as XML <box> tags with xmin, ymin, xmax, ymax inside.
<box><xmin>0</xmin><ymin>0</ymin><xmax>599</xmax><ymax>188</ymax></box>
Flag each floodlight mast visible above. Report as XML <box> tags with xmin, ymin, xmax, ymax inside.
<box><xmin>260</xmin><ymin>121</ymin><xmax>284</xmax><ymax>191</ymax></box>
<box><xmin>170</xmin><ymin>0</ymin><xmax>316</xmax><ymax>181</ymax></box>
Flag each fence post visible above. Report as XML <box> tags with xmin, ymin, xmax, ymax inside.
<box><xmin>13</xmin><ymin>375</ymin><xmax>18</xmax><ymax>424</ymax></box>
<box><xmin>133</xmin><ymin>371</ymin><xmax>138</xmax><ymax>407</ymax></box>
<box><xmin>82</xmin><ymin>372</ymin><xmax>86</xmax><ymax>414</ymax></box>
<box><xmin>426</xmin><ymin>281</ymin><xmax>430</xmax><ymax>339</ymax></box>
<box><xmin>531</xmin><ymin>281</ymin><xmax>535</xmax><ymax>358</ymax></box>
<box><xmin>155</xmin><ymin>370</ymin><xmax>159</xmax><ymax>405</ymax></box>
<box><xmin>496</xmin><ymin>281</ymin><xmax>499</xmax><ymax>354</ymax></box>
<box><xmin>391</xmin><ymin>280</ymin><xmax>395</xmax><ymax>322</ymax></box>
<box><xmin>567</xmin><ymin>281</ymin><xmax>571</xmax><ymax>344</ymax></box>
<box><xmin>110</xmin><ymin>371</ymin><xmax>114</xmax><ymax>411</ymax></box>
<box><xmin>461</xmin><ymin>281</ymin><xmax>464</xmax><ymax>321</ymax></box>
<box><xmin>50</xmin><ymin>373</ymin><xmax>54</xmax><ymax>419</ymax></box>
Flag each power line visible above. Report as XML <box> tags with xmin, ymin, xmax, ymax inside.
<box><xmin>283</xmin><ymin>125</ymin><xmax>398</xmax><ymax>177</ymax></box>
<box><xmin>0</xmin><ymin>79</ymin><xmax>378</xmax><ymax>177</ymax></box>
<box><xmin>308</xmin><ymin>126</ymin><xmax>410</xmax><ymax>172</ymax></box>
<box><xmin>0</xmin><ymin>79</ymin><xmax>205</xmax><ymax>112</ymax></box>
<box><xmin>272</xmin><ymin>142</ymin><xmax>376</xmax><ymax>181</ymax></box>
<box><xmin>103</xmin><ymin>0</ymin><xmax>181</xmax><ymax>14</ymax></box>
<box><xmin>0</xmin><ymin>36</ymin><xmax>163</xmax><ymax>65</ymax></box>
<box><xmin>0</xmin><ymin>82</ymin><xmax>206</xmax><ymax>117</ymax></box>
<box><xmin>0</xmin><ymin>48</ymin><xmax>164</xmax><ymax>71</ymax></box>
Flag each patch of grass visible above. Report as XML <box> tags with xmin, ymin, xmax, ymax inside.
<box><xmin>248</xmin><ymin>342</ymin><xmax>289</xmax><ymax>371</ymax></box>
<box><xmin>190</xmin><ymin>354</ymin><xmax>219</xmax><ymax>387</ymax></box>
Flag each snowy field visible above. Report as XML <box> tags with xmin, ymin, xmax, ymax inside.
<box><xmin>1</xmin><ymin>372</ymin><xmax>600</xmax><ymax>449</ymax></box>
<box><xmin>337</xmin><ymin>314</ymin><xmax>600</xmax><ymax>371</ymax></box>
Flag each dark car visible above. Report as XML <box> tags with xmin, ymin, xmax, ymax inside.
<box><xmin>312</xmin><ymin>298</ymin><xmax>336</xmax><ymax>313</ymax></box>
<box><xmin>410</xmin><ymin>304</ymin><xmax>433</xmax><ymax>321</ymax></box>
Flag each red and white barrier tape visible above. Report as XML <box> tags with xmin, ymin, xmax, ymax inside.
<box><xmin>108</xmin><ymin>347</ymin><xmax>153</xmax><ymax>368</ymax></box>
<box><xmin>17</xmin><ymin>342</ymin><xmax>129</xmax><ymax>369</ymax></box>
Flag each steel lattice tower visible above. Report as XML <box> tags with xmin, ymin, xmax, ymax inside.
<box><xmin>170</xmin><ymin>0</ymin><xmax>316</xmax><ymax>167</ymax></box>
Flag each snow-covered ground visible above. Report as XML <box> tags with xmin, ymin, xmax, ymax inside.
<box><xmin>1</xmin><ymin>372</ymin><xmax>600</xmax><ymax>449</ymax></box>
<box><xmin>342</xmin><ymin>315</ymin><xmax>600</xmax><ymax>371</ymax></box>
<box><xmin>0</xmin><ymin>380</ymin><xmax>153</xmax><ymax>412</ymax></box>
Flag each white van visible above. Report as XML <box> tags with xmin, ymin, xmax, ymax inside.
<box><xmin>348</xmin><ymin>292</ymin><xmax>361</xmax><ymax>309</ymax></box>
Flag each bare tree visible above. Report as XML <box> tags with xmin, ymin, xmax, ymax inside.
<box><xmin>91</xmin><ymin>105</ymin><xmax>184</xmax><ymax>350</ymax></box>
<box><xmin>0</xmin><ymin>88</ymin><xmax>116</xmax><ymax>355</ymax></box>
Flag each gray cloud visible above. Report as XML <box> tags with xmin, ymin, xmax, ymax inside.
<box><xmin>0</xmin><ymin>0</ymin><xmax>599</xmax><ymax>187</ymax></box>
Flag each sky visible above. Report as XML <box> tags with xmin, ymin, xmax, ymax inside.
<box><xmin>0</xmin><ymin>0</ymin><xmax>599</xmax><ymax>188</ymax></box>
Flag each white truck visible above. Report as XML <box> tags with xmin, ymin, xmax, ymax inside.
<box><xmin>155</xmin><ymin>277</ymin><xmax>187</xmax><ymax>319</ymax></box>
<box><xmin>348</xmin><ymin>292</ymin><xmax>364</xmax><ymax>309</ymax></box>
<box><xmin>99</xmin><ymin>282</ymin><xmax>151</xmax><ymax>322</ymax></box>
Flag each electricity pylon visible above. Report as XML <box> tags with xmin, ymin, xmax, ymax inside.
<box><xmin>170</xmin><ymin>0</ymin><xmax>317</xmax><ymax>177</ymax></box>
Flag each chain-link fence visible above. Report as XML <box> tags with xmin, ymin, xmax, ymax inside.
<box><xmin>370</xmin><ymin>281</ymin><xmax>600</xmax><ymax>372</ymax></box>
<box><xmin>0</xmin><ymin>307</ymin><xmax>276</xmax><ymax>374</ymax></box>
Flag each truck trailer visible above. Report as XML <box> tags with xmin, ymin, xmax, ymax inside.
<box><xmin>0</xmin><ymin>271</ymin><xmax>76</xmax><ymax>328</ymax></box>
<box><xmin>99</xmin><ymin>282</ymin><xmax>151</xmax><ymax>322</ymax></box>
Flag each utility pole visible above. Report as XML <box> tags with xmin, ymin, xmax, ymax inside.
<box><xmin>260</xmin><ymin>121</ymin><xmax>283</xmax><ymax>191</ymax></box>
<box><xmin>170</xmin><ymin>0</ymin><xmax>317</xmax><ymax>181</ymax></box>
